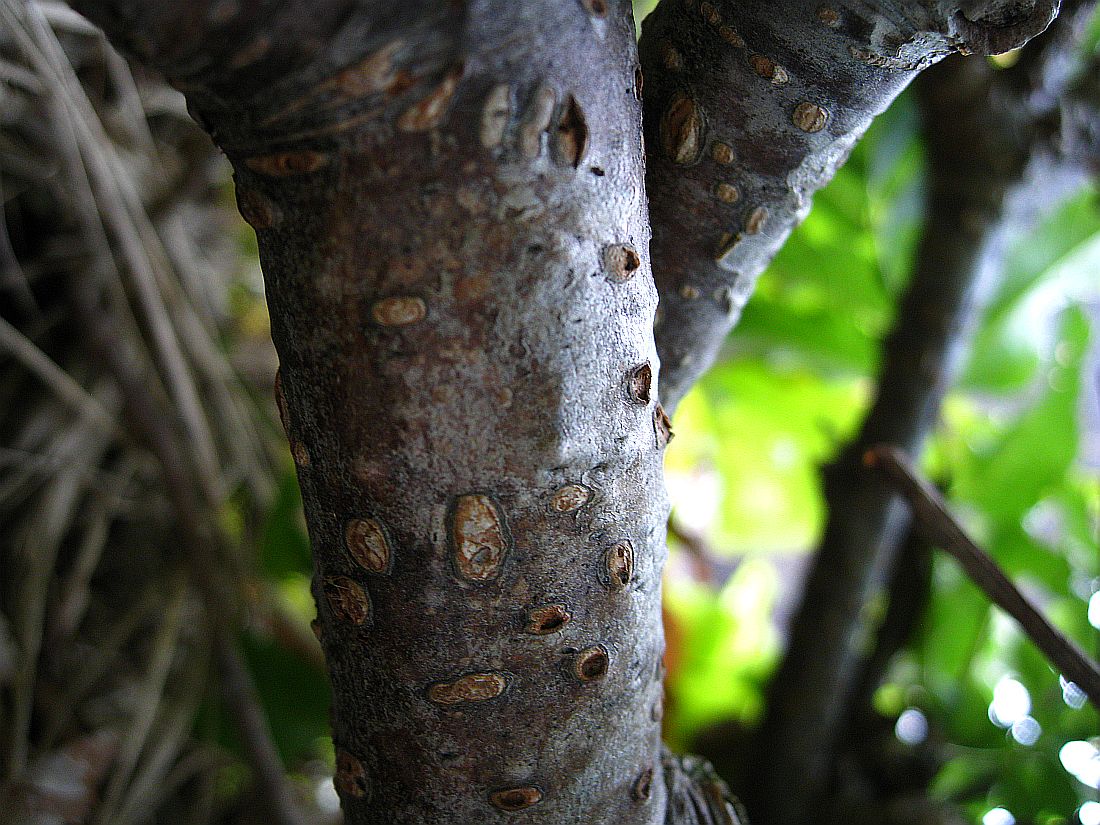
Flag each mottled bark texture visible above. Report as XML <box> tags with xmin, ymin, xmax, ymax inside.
<box><xmin>639</xmin><ymin>0</ymin><xmax>1060</xmax><ymax>409</ymax></box>
<box><xmin>64</xmin><ymin>1</ymin><xmax>742</xmax><ymax>823</ymax></box>
<box><xmin>744</xmin><ymin>6</ymin><xmax>1096</xmax><ymax>820</ymax></box>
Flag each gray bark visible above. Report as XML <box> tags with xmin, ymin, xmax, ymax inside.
<box><xmin>67</xmin><ymin>1</ymin><xmax>693</xmax><ymax>822</ymax></box>
<box><xmin>639</xmin><ymin>0</ymin><xmax>1059</xmax><ymax>409</ymax></box>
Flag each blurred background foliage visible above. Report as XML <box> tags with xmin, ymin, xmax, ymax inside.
<box><xmin>0</xmin><ymin>1</ymin><xmax>1096</xmax><ymax>823</ymax></box>
<box><xmin>655</xmin><ymin>45</ymin><xmax>1100</xmax><ymax>825</ymax></box>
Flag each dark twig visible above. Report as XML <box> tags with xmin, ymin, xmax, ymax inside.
<box><xmin>216</xmin><ymin>639</ymin><xmax>305</xmax><ymax>825</ymax></box>
<box><xmin>866</xmin><ymin>444</ymin><xmax>1100</xmax><ymax>709</ymax></box>
<box><xmin>667</xmin><ymin>515</ymin><xmax>721</xmax><ymax>586</ymax></box>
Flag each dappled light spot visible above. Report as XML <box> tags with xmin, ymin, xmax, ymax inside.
<box><xmin>315</xmin><ymin>777</ymin><xmax>340</xmax><ymax>814</ymax></box>
<box><xmin>982</xmin><ymin>808</ymin><xmax>1015</xmax><ymax>825</ymax></box>
<box><xmin>1078</xmin><ymin>801</ymin><xmax>1100</xmax><ymax>825</ymax></box>
<box><xmin>1060</xmin><ymin>740</ymin><xmax>1100</xmax><ymax>788</ymax></box>
<box><xmin>1061</xmin><ymin>675</ymin><xmax>1087</xmax><ymax>709</ymax></box>
<box><xmin>894</xmin><ymin>707</ymin><xmax>927</xmax><ymax>745</ymax></box>
<box><xmin>1010</xmin><ymin>716</ymin><xmax>1041</xmax><ymax>746</ymax></box>
<box><xmin>988</xmin><ymin>677</ymin><xmax>1030</xmax><ymax>728</ymax></box>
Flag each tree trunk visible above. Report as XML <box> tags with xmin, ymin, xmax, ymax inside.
<box><xmin>63</xmin><ymin>1</ymin><xmax>1063</xmax><ymax>823</ymax></box>
<box><xmin>68</xmin><ymin>2</ymin><xmax>688</xmax><ymax>822</ymax></box>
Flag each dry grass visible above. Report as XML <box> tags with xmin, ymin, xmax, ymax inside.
<box><xmin>0</xmin><ymin>3</ymin><xmax>318</xmax><ymax>822</ymax></box>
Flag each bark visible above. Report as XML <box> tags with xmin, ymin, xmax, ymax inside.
<box><xmin>744</xmin><ymin>5</ymin><xmax>1097</xmax><ymax>821</ymax></box>
<box><xmin>64</xmin><ymin>1</ymin><xmax>739</xmax><ymax>822</ymax></box>
<box><xmin>638</xmin><ymin>0</ymin><xmax>1060</xmax><ymax>409</ymax></box>
<box><xmin>54</xmin><ymin>0</ymin><xmax>1073</xmax><ymax>823</ymax></box>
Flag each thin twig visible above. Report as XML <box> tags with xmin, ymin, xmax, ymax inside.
<box><xmin>667</xmin><ymin>515</ymin><xmax>721</xmax><ymax>586</ymax></box>
<box><xmin>94</xmin><ymin>574</ymin><xmax>188</xmax><ymax>825</ymax></box>
<box><xmin>866</xmin><ymin>443</ymin><xmax>1100</xmax><ymax>709</ymax></box>
<box><xmin>216</xmin><ymin>639</ymin><xmax>308</xmax><ymax>825</ymax></box>
<box><xmin>69</xmin><ymin>236</ymin><xmax>305</xmax><ymax>825</ymax></box>
<box><xmin>0</xmin><ymin>314</ymin><xmax>115</xmax><ymax>430</ymax></box>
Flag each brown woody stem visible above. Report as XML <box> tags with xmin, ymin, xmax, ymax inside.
<box><xmin>867</xmin><ymin>444</ymin><xmax>1100</xmax><ymax>709</ymax></box>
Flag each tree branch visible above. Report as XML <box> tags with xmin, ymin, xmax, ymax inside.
<box><xmin>639</xmin><ymin>0</ymin><xmax>1060</xmax><ymax>410</ymax></box>
<box><xmin>866</xmin><ymin>444</ymin><xmax>1100</xmax><ymax>708</ymax></box>
<box><xmin>64</xmin><ymin>2</ymin><xmax>694</xmax><ymax>822</ymax></box>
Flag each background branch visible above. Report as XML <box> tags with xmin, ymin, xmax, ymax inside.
<box><xmin>740</xmin><ymin>5</ymin><xmax>1099</xmax><ymax>821</ymax></box>
<box><xmin>867</xmin><ymin>444</ymin><xmax>1100</xmax><ymax>708</ymax></box>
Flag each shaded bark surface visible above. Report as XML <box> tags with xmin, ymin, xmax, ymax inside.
<box><xmin>639</xmin><ymin>0</ymin><xmax>1058</xmax><ymax>409</ymax></box>
<box><xmin>66</xmin><ymin>1</ymin><xmax>718</xmax><ymax>822</ymax></box>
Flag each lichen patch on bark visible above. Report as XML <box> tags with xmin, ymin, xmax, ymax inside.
<box><xmin>490</xmin><ymin>786</ymin><xmax>543</xmax><ymax>811</ymax></box>
<box><xmin>549</xmin><ymin>484</ymin><xmax>592</xmax><ymax>513</ymax></box>
<box><xmin>344</xmin><ymin>517</ymin><xmax>392</xmax><ymax>574</ymax></box>
<box><xmin>323</xmin><ymin>575</ymin><xmax>370</xmax><ymax>625</ymax></box>
<box><xmin>244</xmin><ymin>149</ymin><xmax>330</xmax><ymax>177</ymax></box>
<box><xmin>450</xmin><ymin>494</ymin><xmax>509</xmax><ymax>582</ymax></box>
<box><xmin>427</xmin><ymin>671</ymin><xmax>508</xmax><ymax>704</ymax></box>
<box><xmin>334</xmin><ymin>749</ymin><xmax>370</xmax><ymax>799</ymax></box>
<box><xmin>526</xmin><ymin>603</ymin><xmax>572</xmax><ymax>634</ymax></box>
